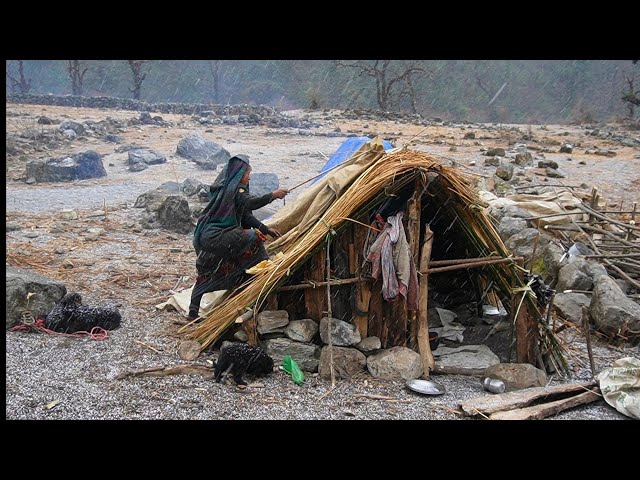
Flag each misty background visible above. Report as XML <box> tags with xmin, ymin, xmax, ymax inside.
<box><xmin>6</xmin><ymin>60</ymin><xmax>639</xmax><ymax>124</ymax></box>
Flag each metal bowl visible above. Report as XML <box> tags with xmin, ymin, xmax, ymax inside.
<box><xmin>406</xmin><ymin>379</ymin><xmax>446</xmax><ymax>396</ymax></box>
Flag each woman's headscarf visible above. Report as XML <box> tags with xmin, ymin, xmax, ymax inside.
<box><xmin>193</xmin><ymin>155</ymin><xmax>250</xmax><ymax>251</ymax></box>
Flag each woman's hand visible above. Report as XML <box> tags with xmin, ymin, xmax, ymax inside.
<box><xmin>268</xmin><ymin>228</ymin><xmax>282</xmax><ymax>239</ymax></box>
<box><xmin>271</xmin><ymin>188</ymin><xmax>289</xmax><ymax>200</ymax></box>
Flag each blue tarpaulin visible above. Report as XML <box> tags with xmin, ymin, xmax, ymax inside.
<box><xmin>314</xmin><ymin>137</ymin><xmax>394</xmax><ymax>184</ymax></box>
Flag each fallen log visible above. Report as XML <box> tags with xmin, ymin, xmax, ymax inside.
<box><xmin>460</xmin><ymin>381</ymin><xmax>596</xmax><ymax>417</ymax></box>
<box><xmin>490</xmin><ymin>390</ymin><xmax>600</xmax><ymax>420</ymax></box>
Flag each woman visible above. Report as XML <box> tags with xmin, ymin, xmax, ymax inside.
<box><xmin>188</xmin><ymin>154</ymin><xmax>288</xmax><ymax>319</ymax></box>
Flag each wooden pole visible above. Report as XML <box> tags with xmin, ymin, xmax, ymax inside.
<box><xmin>417</xmin><ymin>226</ymin><xmax>435</xmax><ymax>378</ymax></box>
<box><xmin>513</xmin><ymin>258</ymin><xmax>538</xmax><ymax>365</ymax></box>
<box><xmin>581</xmin><ymin>306</ymin><xmax>596</xmax><ymax>378</ymax></box>
<box><xmin>407</xmin><ymin>185</ymin><xmax>421</xmax><ymax>349</ymax></box>
<box><xmin>326</xmin><ymin>236</ymin><xmax>336</xmax><ymax>388</ymax></box>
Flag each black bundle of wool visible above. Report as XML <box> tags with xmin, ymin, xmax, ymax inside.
<box><xmin>524</xmin><ymin>272</ymin><xmax>555</xmax><ymax>308</ymax></box>
<box><xmin>44</xmin><ymin>293</ymin><xmax>122</xmax><ymax>333</ymax></box>
<box><xmin>214</xmin><ymin>342</ymin><xmax>274</xmax><ymax>385</ymax></box>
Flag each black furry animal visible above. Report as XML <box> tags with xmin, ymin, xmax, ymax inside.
<box><xmin>214</xmin><ymin>343</ymin><xmax>274</xmax><ymax>385</ymax></box>
<box><xmin>44</xmin><ymin>293</ymin><xmax>122</xmax><ymax>333</ymax></box>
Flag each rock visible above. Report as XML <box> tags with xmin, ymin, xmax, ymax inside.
<box><xmin>319</xmin><ymin>346</ymin><xmax>367</xmax><ymax>380</ymax></box>
<box><xmin>181</xmin><ymin>178</ymin><xmax>208</xmax><ymax>197</ymax></box>
<box><xmin>37</xmin><ymin>116</ymin><xmax>55</xmax><ymax>125</ymax></box>
<box><xmin>366</xmin><ymin>347</ymin><xmax>423</xmax><ymax>380</ymax></box>
<box><xmin>590</xmin><ymin>275</ymin><xmax>640</xmax><ymax>344</ymax></box>
<box><xmin>134</xmin><ymin>182</ymin><xmax>181</xmax><ymax>212</ymax></box>
<box><xmin>545</xmin><ymin>167</ymin><xmax>566</xmax><ymax>178</ymax></box>
<box><xmin>262</xmin><ymin>337</ymin><xmax>320</xmax><ymax>372</ymax></box>
<box><xmin>538</xmin><ymin>160</ymin><xmax>559</xmax><ymax>169</ymax></box>
<box><xmin>556</xmin><ymin>257</ymin><xmax>607</xmax><ymax>292</ymax></box>
<box><xmin>484</xmin><ymin>156</ymin><xmax>500</xmax><ymax>167</ymax></box>
<box><xmin>463</xmin><ymin>132</ymin><xmax>476</xmax><ymax>139</ymax></box>
<box><xmin>553</xmin><ymin>292</ymin><xmax>591</xmax><ymax>324</ymax></box>
<box><xmin>319</xmin><ymin>317</ymin><xmax>361</xmax><ymax>346</ymax></box>
<box><xmin>257</xmin><ymin>310</ymin><xmax>290</xmax><ymax>335</ymax></box>
<box><xmin>432</xmin><ymin>344</ymin><xmax>500</xmax><ymax>375</ymax></box>
<box><xmin>355</xmin><ymin>336</ymin><xmax>381</xmax><ymax>353</ymax></box>
<box><xmin>25</xmin><ymin>151</ymin><xmax>107</xmax><ymax>183</ymax></box>
<box><xmin>178</xmin><ymin>340</ymin><xmax>201</xmax><ymax>361</ymax></box>
<box><xmin>129</xmin><ymin>162</ymin><xmax>148</xmax><ymax>172</ymax></box>
<box><xmin>128</xmin><ymin>149</ymin><xmax>167</xmax><ymax>166</ymax></box>
<box><xmin>535</xmin><ymin>240</ymin><xmax>564</xmax><ymax>284</ymax></box>
<box><xmin>157</xmin><ymin>196</ymin><xmax>193</xmax><ymax>234</ymax></box>
<box><xmin>24</xmin><ymin>231</ymin><xmax>39</xmax><ymax>239</ymax></box>
<box><xmin>233</xmin><ymin>329</ymin><xmax>248</xmax><ymax>342</ymax></box>
<box><xmin>6</xmin><ymin>266</ymin><xmax>66</xmax><ymax>328</ymax></box>
<box><xmin>6</xmin><ymin>223</ymin><xmax>21</xmax><ymax>232</ymax></box>
<box><xmin>483</xmin><ymin>363</ymin><xmax>547</xmax><ymax>391</ymax></box>
<box><xmin>497</xmin><ymin>217</ymin><xmax>528</xmax><ymax>242</ymax></box>
<box><xmin>284</xmin><ymin>319</ymin><xmax>318</xmax><ymax>343</ymax></box>
<box><xmin>513</xmin><ymin>152</ymin><xmax>533</xmax><ymax>166</ymax></box>
<box><xmin>559</xmin><ymin>144</ymin><xmax>573</xmax><ymax>153</ymax></box>
<box><xmin>105</xmin><ymin>134</ymin><xmax>123</xmax><ymax>143</ymax></box>
<box><xmin>60</xmin><ymin>209</ymin><xmax>78</xmax><ymax>220</ymax></box>
<box><xmin>486</xmin><ymin>148</ymin><xmax>506</xmax><ymax>157</ymax></box>
<box><xmin>495</xmin><ymin>165</ymin><xmax>514</xmax><ymax>181</ymax></box>
<box><xmin>59</xmin><ymin>120</ymin><xmax>84</xmax><ymax>135</ymax></box>
<box><xmin>249</xmin><ymin>173</ymin><xmax>279</xmax><ymax>198</ymax></box>
<box><xmin>176</xmin><ymin>133</ymin><xmax>230</xmax><ymax>169</ymax></box>
<box><xmin>505</xmin><ymin>228</ymin><xmax>541</xmax><ymax>263</ymax></box>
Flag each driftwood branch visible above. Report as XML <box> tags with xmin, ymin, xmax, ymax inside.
<box><xmin>116</xmin><ymin>364</ymin><xmax>213</xmax><ymax>380</ymax></box>
<box><xmin>489</xmin><ymin>390</ymin><xmax>600</xmax><ymax>420</ymax></box>
<box><xmin>460</xmin><ymin>381</ymin><xmax>597</xmax><ymax>417</ymax></box>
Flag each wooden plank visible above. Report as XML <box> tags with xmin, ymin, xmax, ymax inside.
<box><xmin>385</xmin><ymin>297</ymin><xmax>407</xmax><ymax>347</ymax></box>
<box><xmin>490</xmin><ymin>390</ymin><xmax>600</xmax><ymax>420</ymax></box>
<box><xmin>459</xmin><ymin>381</ymin><xmax>597</xmax><ymax>417</ymax></box>
<box><xmin>417</xmin><ymin>226</ymin><xmax>435</xmax><ymax>378</ymax></box>
<box><xmin>304</xmin><ymin>249</ymin><xmax>327</xmax><ymax>322</ymax></box>
<box><xmin>368</xmin><ymin>280</ymin><xmax>384</xmax><ymax>342</ymax></box>
<box><xmin>353</xmin><ymin>216</ymin><xmax>372</xmax><ymax>339</ymax></box>
<box><xmin>265</xmin><ymin>293</ymin><xmax>278</xmax><ymax>310</ymax></box>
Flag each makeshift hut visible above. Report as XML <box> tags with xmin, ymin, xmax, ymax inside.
<box><xmin>181</xmin><ymin>138</ymin><xmax>567</xmax><ymax>377</ymax></box>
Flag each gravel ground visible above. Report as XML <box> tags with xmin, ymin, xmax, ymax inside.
<box><xmin>6</xmin><ymin>103</ymin><xmax>638</xmax><ymax>421</ymax></box>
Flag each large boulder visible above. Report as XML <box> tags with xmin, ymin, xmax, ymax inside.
<box><xmin>25</xmin><ymin>151</ymin><xmax>106</xmax><ymax>182</ymax></box>
<box><xmin>319</xmin><ymin>346</ymin><xmax>367</xmax><ymax>380</ymax></box>
<box><xmin>257</xmin><ymin>310</ymin><xmax>290</xmax><ymax>335</ymax></box>
<box><xmin>556</xmin><ymin>257</ymin><xmax>608</xmax><ymax>292</ymax></box>
<box><xmin>590</xmin><ymin>275</ymin><xmax>640</xmax><ymax>345</ymax></box>
<box><xmin>553</xmin><ymin>292</ymin><xmax>591</xmax><ymax>325</ymax></box>
<box><xmin>176</xmin><ymin>134</ymin><xmax>230</xmax><ymax>170</ymax></box>
<box><xmin>157</xmin><ymin>196</ymin><xmax>193</xmax><ymax>234</ymax></box>
<box><xmin>432</xmin><ymin>345</ymin><xmax>500</xmax><ymax>375</ymax></box>
<box><xmin>6</xmin><ymin>267</ymin><xmax>66</xmax><ymax>328</ymax></box>
<box><xmin>249</xmin><ymin>173</ymin><xmax>279</xmax><ymax>198</ymax></box>
<box><xmin>366</xmin><ymin>347</ymin><xmax>423</xmax><ymax>380</ymax></box>
<box><xmin>134</xmin><ymin>182</ymin><xmax>181</xmax><ymax>212</ymax></box>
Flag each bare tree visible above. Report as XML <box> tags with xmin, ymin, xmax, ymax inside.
<box><xmin>622</xmin><ymin>61</ymin><xmax>639</xmax><ymax>119</ymax></box>
<box><xmin>6</xmin><ymin>60</ymin><xmax>32</xmax><ymax>93</ymax></box>
<box><xmin>127</xmin><ymin>60</ymin><xmax>151</xmax><ymax>100</ymax></box>
<box><xmin>67</xmin><ymin>60</ymin><xmax>88</xmax><ymax>95</ymax></box>
<box><xmin>335</xmin><ymin>60</ymin><xmax>428</xmax><ymax>111</ymax></box>
<box><xmin>208</xmin><ymin>60</ymin><xmax>222</xmax><ymax>103</ymax></box>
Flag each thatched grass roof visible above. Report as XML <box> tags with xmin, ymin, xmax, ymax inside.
<box><xmin>181</xmin><ymin>138</ymin><xmax>567</xmax><ymax>373</ymax></box>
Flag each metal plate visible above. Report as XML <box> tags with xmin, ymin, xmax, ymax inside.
<box><xmin>406</xmin><ymin>379</ymin><xmax>446</xmax><ymax>396</ymax></box>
